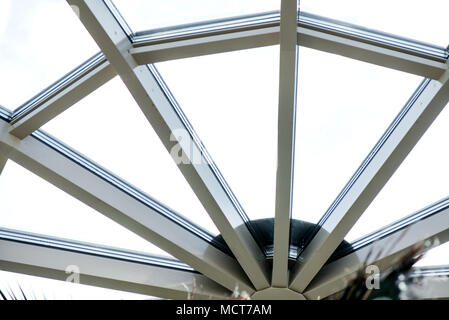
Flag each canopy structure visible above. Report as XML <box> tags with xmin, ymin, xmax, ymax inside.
<box><xmin>0</xmin><ymin>0</ymin><xmax>448</xmax><ymax>300</ymax></box>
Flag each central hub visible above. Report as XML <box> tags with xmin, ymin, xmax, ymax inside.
<box><xmin>213</xmin><ymin>218</ymin><xmax>353</xmax><ymax>262</ymax></box>
<box><xmin>251</xmin><ymin>288</ymin><xmax>306</xmax><ymax>300</ymax></box>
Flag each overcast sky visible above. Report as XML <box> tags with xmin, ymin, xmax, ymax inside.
<box><xmin>0</xmin><ymin>0</ymin><xmax>448</xmax><ymax>298</ymax></box>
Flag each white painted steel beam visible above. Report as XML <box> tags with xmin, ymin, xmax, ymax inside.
<box><xmin>272</xmin><ymin>0</ymin><xmax>299</xmax><ymax>288</ymax></box>
<box><xmin>9</xmin><ymin>54</ymin><xmax>115</xmax><ymax>139</ymax></box>
<box><xmin>0</xmin><ymin>228</ymin><xmax>231</xmax><ymax>300</ymax></box>
<box><xmin>297</xmin><ymin>12</ymin><xmax>448</xmax><ymax>79</ymax></box>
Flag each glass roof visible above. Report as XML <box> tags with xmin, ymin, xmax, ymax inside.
<box><xmin>301</xmin><ymin>0</ymin><xmax>449</xmax><ymax>47</ymax></box>
<box><xmin>293</xmin><ymin>47</ymin><xmax>422</xmax><ymax>225</ymax></box>
<box><xmin>0</xmin><ymin>270</ymin><xmax>155</xmax><ymax>300</ymax></box>
<box><xmin>112</xmin><ymin>0</ymin><xmax>280</xmax><ymax>32</ymax></box>
<box><xmin>41</xmin><ymin>76</ymin><xmax>219</xmax><ymax>235</ymax></box>
<box><xmin>156</xmin><ymin>46</ymin><xmax>279</xmax><ymax>222</ymax></box>
<box><xmin>0</xmin><ymin>0</ymin><xmax>99</xmax><ymax>109</ymax></box>
<box><xmin>348</xmin><ymin>100</ymin><xmax>449</xmax><ymax>242</ymax></box>
<box><xmin>0</xmin><ymin>160</ymin><xmax>171</xmax><ymax>258</ymax></box>
<box><xmin>1</xmin><ymin>0</ymin><xmax>448</xmax><ymax>300</ymax></box>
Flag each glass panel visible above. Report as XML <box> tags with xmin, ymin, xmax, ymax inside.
<box><xmin>0</xmin><ymin>161</ymin><xmax>170</xmax><ymax>257</ymax></box>
<box><xmin>42</xmin><ymin>76</ymin><xmax>219</xmax><ymax>235</ymax></box>
<box><xmin>348</xmin><ymin>101</ymin><xmax>449</xmax><ymax>241</ymax></box>
<box><xmin>112</xmin><ymin>0</ymin><xmax>280</xmax><ymax>32</ymax></box>
<box><xmin>301</xmin><ymin>0</ymin><xmax>449</xmax><ymax>47</ymax></box>
<box><xmin>156</xmin><ymin>46</ymin><xmax>279</xmax><ymax>223</ymax></box>
<box><xmin>416</xmin><ymin>242</ymin><xmax>449</xmax><ymax>267</ymax></box>
<box><xmin>0</xmin><ymin>271</ymin><xmax>156</xmax><ymax>300</ymax></box>
<box><xmin>0</xmin><ymin>0</ymin><xmax>99</xmax><ymax>109</ymax></box>
<box><xmin>293</xmin><ymin>47</ymin><xmax>422</xmax><ymax>225</ymax></box>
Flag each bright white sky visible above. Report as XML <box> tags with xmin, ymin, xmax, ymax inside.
<box><xmin>0</xmin><ymin>0</ymin><xmax>448</xmax><ymax>299</ymax></box>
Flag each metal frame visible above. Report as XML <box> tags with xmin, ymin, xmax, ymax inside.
<box><xmin>0</xmin><ymin>0</ymin><xmax>448</xmax><ymax>300</ymax></box>
<box><xmin>0</xmin><ymin>228</ymin><xmax>230</xmax><ymax>300</ymax></box>
<box><xmin>0</xmin><ymin>116</ymin><xmax>253</xmax><ymax>294</ymax></box>
<box><xmin>290</xmin><ymin>73</ymin><xmax>449</xmax><ymax>293</ymax></box>
<box><xmin>67</xmin><ymin>0</ymin><xmax>270</xmax><ymax>290</ymax></box>
<box><xmin>272</xmin><ymin>0</ymin><xmax>299</xmax><ymax>288</ymax></box>
<box><xmin>8</xmin><ymin>10</ymin><xmax>448</xmax><ymax>141</ymax></box>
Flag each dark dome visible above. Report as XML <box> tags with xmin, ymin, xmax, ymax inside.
<box><xmin>213</xmin><ymin>218</ymin><xmax>353</xmax><ymax>264</ymax></box>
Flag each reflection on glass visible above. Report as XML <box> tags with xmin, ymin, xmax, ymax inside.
<box><xmin>0</xmin><ymin>270</ymin><xmax>156</xmax><ymax>300</ymax></box>
<box><xmin>348</xmin><ymin>101</ymin><xmax>449</xmax><ymax>241</ymax></box>
<box><xmin>0</xmin><ymin>0</ymin><xmax>99</xmax><ymax>109</ymax></box>
<box><xmin>293</xmin><ymin>47</ymin><xmax>422</xmax><ymax>225</ymax></box>
<box><xmin>301</xmin><ymin>0</ymin><xmax>449</xmax><ymax>47</ymax></box>
<box><xmin>113</xmin><ymin>0</ymin><xmax>279</xmax><ymax>32</ymax></box>
<box><xmin>42</xmin><ymin>76</ymin><xmax>219</xmax><ymax>235</ymax></box>
<box><xmin>157</xmin><ymin>46</ymin><xmax>279</xmax><ymax>222</ymax></box>
<box><xmin>0</xmin><ymin>161</ymin><xmax>171</xmax><ymax>257</ymax></box>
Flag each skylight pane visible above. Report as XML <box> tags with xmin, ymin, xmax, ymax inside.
<box><xmin>0</xmin><ymin>271</ymin><xmax>157</xmax><ymax>300</ymax></box>
<box><xmin>156</xmin><ymin>46</ymin><xmax>279</xmax><ymax>223</ymax></box>
<box><xmin>301</xmin><ymin>0</ymin><xmax>449</xmax><ymax>47</ymax></box>
<box><xmin>112</xmin><ymin>0</ymin><xmax>280</xmax><ymax>32</ymax></box>
<box><xmin>416</xmin><ymin>242</ymin><xmax>449</xmax><ymax>267</ymax></box>
<box><xmin>293</xmin><ymin>47</ymin><xmax>422</xmax><ymax>225</ymax></box>
<box><xmin>42</xmin><ymin>76</ymin><xmax>219</xmax><ymax>235</ymax></box>
<box><xmin>0</xmin><ymin>161</ymin><xmax>170</xmax><ymax>257</ymax></box>
<box><xmin>0</xmin><ymin>0</ymin><xmax>99</xmax><ymax>109</ymax></box>
<box><xmin>348</xmin><ymin>100</ymin><xmax>449</xmax><ymax>242</ymax></box>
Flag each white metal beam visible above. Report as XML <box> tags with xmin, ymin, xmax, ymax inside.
<box><xmin>297</xmin><ymin>13</ymin><xmax>448</xmax><ymax>80</ymax></box>
<box><xmin>131</xmin><ymin>12</ymin><xmax>448</xmax><ymax>79</ymax></box>
<box><xmin>131</xmin><ymin>14</ymin><xmax>279</xmax><ymax>65</ymax></box>
<box><xmin>9</xmin><ymin>54</ymin><xmax>115</xmax><ymax>139</ymax></box>
<box><xmin>68</xmin><ymin>0</ymin><xmax>270</xmax><ymax>290</ymax></box>
<box><xmin>272</xmin><ymin>0</ymin><xmax>299</xmax><ymax>288</ymax></box>
<box><xmin>290</xmin><ymin>71</ymin><xmax>449</xmax><ymax>293</ymax></box>
<box><xmin>0</xmin><ymin>228</ymin><xmax>231</xmax><ymax>300</ymax></box>
<box><xmin>0</xmin><ymin>120</ymin><xmax>254</xmax><ymax>294</ymax></box>
<box><xmin>303</xmin><ymin>197</ymin><xmax>449</xmax><ymax>299</ymax></box>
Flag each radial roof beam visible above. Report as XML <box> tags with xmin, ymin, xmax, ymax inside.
<box><xmin>9</xmin><ymin>53</ymin><xmax>115</xmax><ymax>139</ymax></box>
<box><xmin>0</xmin><ymin>228</ymin><xmax>231</xmax><ymax>300</ymax></box>
<box><xmin>303</xmin><ymin>196</ymin><xmax>449</xmax><ymax>299</ymax></box>
<box><xmin>290</xmin><ymin>71</ymin><xmax>449</xmax><ymax>293</ymax></box>
<box><xmin>66</xmin><ymin>0</ymin><xmax>270</xmax><ymax>290</ymax></box>
<box><xmin>297</xmin><ymin>13</ymin><xmax>448</xmax><ymax>80</ymax></box>
<box><xmin>0</xmin><ymin>120</ymin><xmax>254</xmax><ymax>294</ymax></box>
<box><xmin>272</xmin><ymin>0</ymin><xmax>299</xmax><ymax>288</ymax></box>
